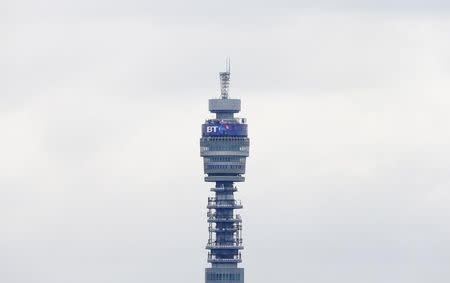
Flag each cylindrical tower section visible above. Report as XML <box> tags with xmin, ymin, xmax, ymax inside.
<box><xmin>201</xmin><ymin>93</ymin><xmax>249</xmax><ymax>283</ymax></box>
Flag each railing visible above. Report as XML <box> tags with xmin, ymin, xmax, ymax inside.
<box><xmin>204</xmin><ymin>118</ymin><xmax>246</xmax><ymax>124</ymax></box>
<box><xmin>209</xmin><ymin>226</ymin><xmax>240</xmax><ymax>232</ymax></box>
<box><xmin>207</xmin><ymin>213</ymin><xmax>242</xmax><ymax>222</ymax></box>
<box><xmin>207</xmin><ymin>198</ymin><xmax>243</xmax><ymax>209</ymax></box>
<box><xmin>206</xmin><ymin>244</ymin><xmax>243</xmax><ymax>249</ymax></box>
<box><xmin>207</xmin><ymin>253</ymin><xmax>242</xmax><ymax>263</ymax></box>
<box><xmin>207</xmin><ymin>239</ymin><xmax>242</xmax><ymax>246</ymax></box>
<box><xmin>209</xmin><ymin>197</ymin><xmax>241</xmax><ymax>201</ymax></box>
<box><xmin>206</xmin><ymin>238</ymin><xmax>243</xmax><ymax>250</ymax></box>
<box><xmin>210</xmin><ymin>186</ymin><xmax>238</xmax><ymax>191</ymax></box>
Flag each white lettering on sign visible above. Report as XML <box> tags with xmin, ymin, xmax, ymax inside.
<box><xmin>206</xmin><ymin>126</ymin><xmax>219</xmax><ymax>133</ymax></box>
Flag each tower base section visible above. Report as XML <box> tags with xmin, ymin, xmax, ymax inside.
<box><xmin>205</xmin><ymin>267</ymin><xmax>244</xmax><ymax>283</ymax></box>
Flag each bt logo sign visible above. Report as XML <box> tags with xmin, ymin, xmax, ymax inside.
<box><xmin>206</xmin><ymin>126</ymin><xmax>220</xmax><ymax>133</ymax></box>
<box><xmin>205</xmin><ymin>124</ymin><xmax>231</xmax><ymax>135</ymax></box>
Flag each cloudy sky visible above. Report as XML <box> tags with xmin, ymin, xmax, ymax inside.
<box><xmin>2</xmin><ymin>1</ymin><xmax>450</xmax><ymax>283</ymax></box>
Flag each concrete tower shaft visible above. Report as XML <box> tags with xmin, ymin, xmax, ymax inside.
<box><xmin>200</xmin><ymin>64</ymin><xmax>249</xmax><ymax>283</ymax></box>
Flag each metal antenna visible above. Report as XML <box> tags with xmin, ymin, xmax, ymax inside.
<box><xmin>219</xmin><ymin>58</ymin><xmax>231</xmax><ymax>99</ymax></box>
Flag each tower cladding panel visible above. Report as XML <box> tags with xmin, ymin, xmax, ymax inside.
<box><xmin>200</xmin><ymin>65</ymin><xmax>249</xmax><ymax>283</ymax></box>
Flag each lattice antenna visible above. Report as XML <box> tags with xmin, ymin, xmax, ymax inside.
<box><xmin>219</xmin><ymin>58</ymin><xmax>231</xmax><ymax>99</ymax></box>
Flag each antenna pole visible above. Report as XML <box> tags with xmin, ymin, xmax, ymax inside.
<box><xmin>219</xmin><ymin>58</ymin><xmax>231</xmax><ymax>99</ymax></box>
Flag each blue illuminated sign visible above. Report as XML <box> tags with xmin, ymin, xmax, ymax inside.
<box><xmin>202</xmin><ymin>122</ymin><xmax>247</xmax><ymax>137</ymax></box>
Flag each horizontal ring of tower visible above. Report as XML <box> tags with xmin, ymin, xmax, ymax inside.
<box><xmin>207</xmin><ymin>215</ymin><xmax>242</xmax><ymax>223</ymax></box>
<box><xmin>201</xmin><ymin>136</ymin><xmax>248</xmax><ymax>141</ymax></box>
<box><xmin>207</xmin><ymin>253</ymin><xmax>242</xmax><ymax>263</ymax></box>
<box><xmin>205</xmin><ymin>176</ymin><xmax>245</xmax><ymax>182</ymax></box>
<box><xmin>210</xmin><ymin>187</ymin><xmax>237</xmax><ymax>192</ymax></box>
<box><xmin>206</xmin><ymin>244</ymin><xmax>244</xmax><ymax>250</ymax></box>
<box><xmin>200</xmin><ymin>137</ymin><xmax>249</xmax><ymax>158</ymax></box>
<box><xmin>208</xmin><ymin>227</ymin><xmax>240</xmax><ymax>233</ymax></box>
<box><xmin>204</xmin><ymin>169</ymin><xmax>246</xmax><ymax>175</ymax></box>
<box><xmin>207</xmin><ymin>202</ymin><xmax>243</xmax><ymax>209</ymax></box>
<box><xmin>201</xmin><ymin>151</ymin><xmax>249</xmax><ymax>157</ymax></box>
<box><xmin>208</xmin><ymin>98</ymin><xmax>241</xmax><ymax>113</ymax></box>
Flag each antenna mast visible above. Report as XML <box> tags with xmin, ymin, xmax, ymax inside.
<box><xmin>219</xmin><ymin>58</ymin><xmax>231</xmax><ymax>99</ymax></box>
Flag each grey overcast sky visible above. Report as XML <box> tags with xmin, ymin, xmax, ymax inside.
<box><xmin>1</xmin><ymin>1</ymin><xmax>450</xmax><ymax>283</ymax></box>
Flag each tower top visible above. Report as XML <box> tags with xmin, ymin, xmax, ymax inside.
<box><xmin>219</xmin><ymin>58</ymin><xmax>231</xmax><ymax>99</ymax></box>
